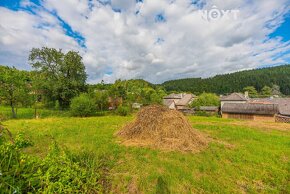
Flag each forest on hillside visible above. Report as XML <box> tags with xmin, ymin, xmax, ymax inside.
<box><xmin>161</xmin><ymin>65</ymin><xmax>290</xmax><ymax>95</ymax></box>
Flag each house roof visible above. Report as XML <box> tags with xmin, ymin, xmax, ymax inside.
<box><xmin>199</xmin><ymin>106</ymin><xmax>219</xmax><ymax>111</ymax></box>
<box><xmin>220</xmin><ymin>93</ymin><xmax>248</xmax><ymax>101</ymax></box>
<box><xmin>163</xmin><ymin>99</ymin><xmax>175</xmax><ymax>107</ymax></box>
<box><xmin>175</xmin><ymin>94</ymin><xmax>195</xmax><ymax>106</ymax></box>
<box><xmin>222</xmin><ymin>103</ymin><xmax>279</xmax><ymax>115</ymax></box>
<box><xmin>163</xmin><ymin>93</ymin><xmax>184</xmax><ymax>99</ymax></box>
<box><xmin>250</xmin><ymin>98</ymin><xmax>290</xmax><ymax>116</ymax></box>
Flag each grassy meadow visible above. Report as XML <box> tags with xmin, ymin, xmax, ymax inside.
<box><xmin>0</xmin><ymin>106</ymin><xmax>70</xmax><ymax>120</ymax></box>
<box><xmin>1</xmin><ymin>106</ymin><xmax>289</xmax><ymax>194</ymax></box>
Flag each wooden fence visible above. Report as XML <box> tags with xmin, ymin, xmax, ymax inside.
<box><xmin>275</xmin><ymin>115</ymin><xmax>290</xmax><ymax>123</ymax></box>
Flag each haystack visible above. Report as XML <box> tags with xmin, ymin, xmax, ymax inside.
<box><xmin>116</xmin><ymin>105</ymin><xmax>208</xmax><ymax>152</ymax></box>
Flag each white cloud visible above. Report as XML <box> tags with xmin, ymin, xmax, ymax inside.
<box><xmin>0</xmin><ymin>0</ymin><xmax>289</xmax><ymax>83</ymax></box>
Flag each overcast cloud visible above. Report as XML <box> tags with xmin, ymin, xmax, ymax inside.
<box><xmin>0</xmin><ymin>0</ymin><xmax>290</xmax><ymax>83</ymax></box>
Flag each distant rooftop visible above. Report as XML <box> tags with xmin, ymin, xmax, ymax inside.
<box><xmin>220</xmin><ymin>93</ymin><xmax>248</xmax><ymax>101</ymax></box>
<box><xmin>222</xmin><ymin>103</ymin><xmax>279</xmax><ymax>115</ymax></box>
<box><xmin>250</xmin><ymin>98</ymin><xmax>290</xmax><ymax>116</ymax></box>
<box><xmin>175</xmin><ymin>94</ymin><xmax>195</xmax><ymax>106</ymax></box>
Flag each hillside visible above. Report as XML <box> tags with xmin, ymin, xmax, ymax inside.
<box><xmin>161</xmin><ymin>65</ymin><xmax>290</xmax><ymax>95</ymax></box>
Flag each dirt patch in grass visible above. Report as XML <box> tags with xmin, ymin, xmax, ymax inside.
<box><xmin>116</xmin><ymin>105</ymin><xmax>209</xmax><ymax>152</ymax></box>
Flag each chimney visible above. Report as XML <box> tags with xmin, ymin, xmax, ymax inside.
<box><xmin>244</xmin><ymin>91</ymin><xmax>249</xmax><ymax>99</ymax></box>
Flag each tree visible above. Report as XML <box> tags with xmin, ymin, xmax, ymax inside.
<box><xmin>29</xmin><ymin>47</ymin><xmax>87</xmax><ymax>108</ymax></box>
<box><xmin>0</xmin><ymin>66</ymin><xmax>29</xmax><ymax>118</ymax></box>
<box><xmin>94</xmin><ymin>90</ymin><xmax>109</xmax><ymax>111</ymax></box>
<box><xmin>272</xmin><ymin>84</ymin><xmax>281</xmax><ymax>96</ymax></box>
<box><xmin>70</xmin><ymin>94</ymin><xmax>95</xmax><ymax>117</ymax></box>
<box><xmin>243</xmin><ymin>86</ymin><xmax>258</xmax><ymax>98</ymax></box>
<box><xmin>191</xmin><ymin>93</ymin><xmax>220</xmax><ymax>109</ymax></box>
<box><xmin>261</xmin><ymin>86</ymin><xmax>272</xmax><ymax>97</ymax></box>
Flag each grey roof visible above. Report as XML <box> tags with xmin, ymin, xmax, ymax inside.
<box><xmin>222</xmin><ymin>103</ymin><xmax>279</xmax><ymax>115</ymax></box>
<box><xmin>175</xmin><ymin>94</ymin><xmax>195</xmax><ymax>106</ymax></box>
<box><xmin>163</xmin><ymin>99</ymin><xmax>175</xmax><ymax>107</ymax></box>
<box><xmin>250</xmin><ymin>98</ymin><xmax>290</xmax><ymax>116</ymax></box>
<box><xmin>163</xmin><ymin>93</ymin><xmax>184</xmax><ymax>99</ymax></box>
<box><xmin>199</xmin><ymin>106</ymin><xmax>219</xmax><ymax>111</ymax></box>
<box><xmin>220</xmin><ymin>93</ymin><xmax>248</xmax><ymax>101</ymax></box>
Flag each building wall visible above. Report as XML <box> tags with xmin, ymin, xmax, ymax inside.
<box><xmin>222</xmin><ymin>113</ymin><xmax>275</xmax><ymax>122</ymax></box>
<box><xmin>222</xmin><ymin>113</ymin><xmax>253</xmax><ymax>120</ymax></box>
<box><xmin>253</xmin><ymin>115</ymin><xmax>275</xmax><ymax>122</ymax></box>
<box><xmin>168</xmin><ymin>102</ymin><xmax>176</xmax><ymax>109</ymax></box>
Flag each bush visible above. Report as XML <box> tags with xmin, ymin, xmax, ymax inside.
<box><xmin>0</xmin><ymin>131</ymin><xmax>105</xmax><ymax>193</ymax></box>
<box><xmin>70</xmin><ymin>94</ymin><xmax>96</xmax><ymax>117</ymax></box>
<box><xmin>116</xmin><ymin>106</ymin><xmax>130</xmax><ymax>116</ymax></box>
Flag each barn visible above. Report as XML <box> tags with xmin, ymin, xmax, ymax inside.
<box><xmin>221</xmin><ymin>103</ymin><xmax>279</xmax><ymax>121</ymax></box>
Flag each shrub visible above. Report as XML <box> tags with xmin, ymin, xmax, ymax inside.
<box><xmin>70</xmin><ymin>94</ymin><xmax>96</xmax><ymax>117</ymax></box>
<box><xmin>116</xmin><ymin>105</ymin><xmax>130</xmax><ymax>116</ymax></box>
<box><xmin>0</xmin><ymin>132</ymin><xmax>105</xmax><ymax>193</ymax></box>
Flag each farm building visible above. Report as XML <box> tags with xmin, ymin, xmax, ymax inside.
<box><xmin>221</xmin><ymin>103</ymin><xmax>279</xmax><ymax>121</ymax></box>
<box><xmin>163</xmin><ymin>93</ymin><xmax>195</xmax><ymax>113</ymax></box>
<box><xmin>220</xmin><ymin>92</ymin><xmax>248</xmax><ymax>109</ymax></box>
<box><xmin>250</xmin><ymin>98</ymin><xmax>290</xmax><ymax>123</ymax></box>
<box><xmin>198</xmin><ymin>106</ymin><xmax>219</xmax><ymax>114</ymax></box>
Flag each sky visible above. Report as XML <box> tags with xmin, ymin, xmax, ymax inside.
<box><xmin>0</xmin><ymin>0</ymin><xmax>290</xmax><ymax>83</ymax></box>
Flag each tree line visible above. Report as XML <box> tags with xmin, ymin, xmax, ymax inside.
<box><xmin>1</xmin><ymin>47</ymin><xmax>289</xmax><ymax>118</ymax></box>
<box><xmin>0</xmin><ymin>47</ymin><xmax>167</xmax><ymax>118</ymax></box>
<box><xmin>161</xmin><ymin>65</ymin><xmax>290</xmax><ymax>95</ymax></box>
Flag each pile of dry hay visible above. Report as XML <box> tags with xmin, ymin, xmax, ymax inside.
<box><xmin>116</xmin><ymin>105</ymin><xmax>208</xmax><ymax>152</ymax></box>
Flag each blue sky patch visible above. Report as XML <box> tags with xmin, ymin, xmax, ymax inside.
<box><xmin>155</xmin><ymin>13</ymin><xmax>166</xmax><ymax>23</ymax></box>
<box><xmin>269</xmin><ymin>14</ymin><xmax>290</xmax><ymax>42</ymax></box>
<box><xmin>48</xmin><ymin>10</ymin><xmax>86</xmax><ymax>48</ymax></box>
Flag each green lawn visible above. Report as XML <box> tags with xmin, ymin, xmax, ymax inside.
<box><xmin>0</xmin><ymin>106</ymin><xmax>69</xmax><ymax>120</ymax></box>
<box><xmin>2</xmin><ymin>113</ymin><xmax>290</xmax><ymax>193</ymax></box>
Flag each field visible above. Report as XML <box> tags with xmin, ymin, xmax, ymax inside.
<box><xmin>2</xmin><ymin>108</ymin><xmax>290</xmax><ymax>193</ymax></box>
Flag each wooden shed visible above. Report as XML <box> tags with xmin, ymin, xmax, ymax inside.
<box><xmin>221</xmin><ymin>103</ymin><xmax>279</xmax><ymax>121</ymax></box>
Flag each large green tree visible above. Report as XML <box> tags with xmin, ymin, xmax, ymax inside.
<box><xmin>191</xmin><ymin>93</ymin><xmax>220</xmax><ymax>109</ymax></box>
<box><xmin>29</xmin><ymin>47</ymin><xmax>87</xmax><ymax>108</ymax></box>
<box><xmin>261</xmin><ymin>86</ymin><xmax>272</xmax><ymax>97</ymax></box>
<box><xmin>243</xmin><ymin>86</ymin><xmax>258</xmax><ymax>98</ymax></box>
<box><xmin>0</xmin><ymin>66</ymin><xmax>30</xmax><ymax>118</ymax></box>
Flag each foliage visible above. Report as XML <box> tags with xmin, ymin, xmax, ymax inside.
<box><xmin>162</xmin><ymin>64</ymin><xmax>290</xmax><ymax>95</ymax></box>
<box><xmin>116</xmin><ymin>105</ymin><xmax>130</xmax><ymax>116</ymax></box>
<box><xmin>108</xmin><ymin>79</ymin><xmax>166</xmax><ymax>105</ymax></box>
<box><xmin>29</xmin><ymin>47</ymin><xmax>87</xmax><ymax>108</ymax></box>
<box><xmin>0</xmin><ymin>135</ymin><xmax>104</xmax><ymax>193</ymax></box>
<box><xmin>14</xmin><ymin>132</ymin><xmax>34</xmax><ymax>148</ymax></box>
<box><xmin>70</xmin><ymin>94</ymin><xmax>95</xmax><ymax>117</ymax></box>
<box><xmin>261</xmin><ymin>86</ymin><xmax>272</xmax><ymax>97</ymax></box>
<box><xmin>191</xmin><ymin>93</ymin><xmax>220</xmax><ymax>109</ymax></box>
<box><xmin>0</xmin><ymin>66</ymin><xmax>31</xmax><ymax>118</ymax></box>
<box><xmin>271</xmin><ymin>84</ymin><xmax>281</xmax><ymax>96</ymax></box>
<box><xmin>243</xmin><ymin>86</ymin><xmax>258</xmax><ymax>97</ymax></box>
<box><xmin>94</xmin><ymin>90</ymin><xmax>109</xmax><ymax>111</ymax></box>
